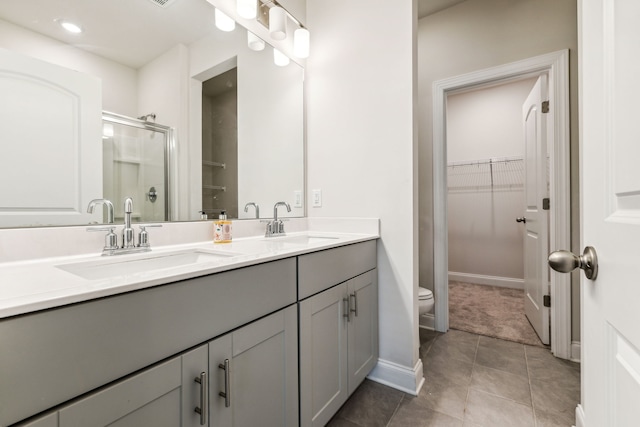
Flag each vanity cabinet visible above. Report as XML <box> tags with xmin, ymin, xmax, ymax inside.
<box><xmin>4</xmin><ymin>238</ymin><xmax>378</xmax><ymax>427</ymax></box>
<box><xmin>14</xmin><ymin>306</ymin><xmax>298</xmax><ymax>427</ymax></box>
<box><xmin>2</xmin><ymin>258</ymin><xmax>296</xmax><ymax>427</ymax></box>
<box><xmin>298</xmin><ymin>241</ymin><xmax>378</xmax><ymax>427</ymax></box>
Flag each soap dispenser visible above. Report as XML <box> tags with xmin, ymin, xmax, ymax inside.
<box><xmin>214</xmin><ymin>211</ymin><xmax>232</xmax><ymax>243</ymax></box>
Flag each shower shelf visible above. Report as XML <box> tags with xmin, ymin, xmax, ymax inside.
<box><xmin>203</xmin><ymin>160</ymin><xmax>226</xmax><ymax>169</ymax></box>
<box><xmin>203</xmin><ymin>185</ymin><xmax>226</xmax><ymax>192</ymax></box>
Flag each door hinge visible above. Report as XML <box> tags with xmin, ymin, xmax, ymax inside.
<box><xmin>543</xmin><ymin>295</ymin><xmax>551</xmax><ymax>307</ymax></box>
<box><xmin>542</xmin><ymin>101</ymin><xmax>550</xmax><ymax>113</ymax></box>
<box><xmin>543</xmin><ymin>198</ymin><xmax>550</xmax><ymax>210</ymax></box>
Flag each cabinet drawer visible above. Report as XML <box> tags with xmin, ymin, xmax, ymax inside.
<box><xmin>298</xmin><ymin>240</ymin><xmax>376</xmax><ymax>300</ymax></box>
<box><xmin>0</xmin><ymin>258</ymin><xmax>296</xmax><ymax>426</ymax></box>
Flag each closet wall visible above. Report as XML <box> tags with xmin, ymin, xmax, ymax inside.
<box><xmin>447</xmin><ymin>77</ymin><xmax>537</xmax><ymax>287</ymax></box>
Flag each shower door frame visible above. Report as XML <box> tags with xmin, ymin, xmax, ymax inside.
<box><xmin>102</xmin><ymin>111</ymin><xmax>175</xmax><ymax>221</ymax></box>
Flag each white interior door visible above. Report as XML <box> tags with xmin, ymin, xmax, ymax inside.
<box><xmin>572</xmin><ymin>0</ymin><xmax>640</xmax><ymax>425</ymax></box>
<box><xmin>522</xmin><ymin>75</ymin><xmax>550</xmax><ymax>345</ymax></box>
<box><xmin>0</xmin><ymin>49</ymin><xmax>102</xmax><ymax>227</ymax></box>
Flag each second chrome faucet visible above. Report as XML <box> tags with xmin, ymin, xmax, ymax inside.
<box><xmin>265</xmin><ymin>201</ymin><xmax>291</xmax><ymax>237</ymax></box>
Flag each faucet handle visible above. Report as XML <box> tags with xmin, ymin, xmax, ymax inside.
<box><xmin>87</xmin><ymin>226</ymin><xmax>118</xmax><ymax>251</ymax></box>
<box><xmin>138</xmin><ymin>224</ymin><xmax>162</xmax><ymax>248</ymax></box>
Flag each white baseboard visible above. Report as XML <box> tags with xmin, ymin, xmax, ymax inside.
<box><xmin>419</xmin><ymin>313</ymin><xmax>435</xmax><ymax>330</ymax></box>
<box><xmin>571</xmin><ymin>341</ymin><xmax>581</xmax><ymax>362</ymax></box>
<box><xmin>448</xmin><ymin>272</ymin><xmax>524</xmax><ymax>290</ymax></box>
<box><xmin>575</xmin><ymin>404</ymin><xmax>585</xmax><ymax>427</ymax></box>
<box><xmin>367</xmin><ymin>358</ymin><xmax>424</xmax><ymax>396</ymax></box>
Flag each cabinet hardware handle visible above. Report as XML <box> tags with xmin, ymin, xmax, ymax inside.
<box><xmin>194</xmin><ymin>371</ymin><xmax>208</xmax><ymax>425</ymax></box>
<box><xmin>350</xmin><ymin>292</ymin><xmax>358</xmax><ymax>317</ymax></box>
<box><xmin>343</xmin><ymin>297</ymin><xmax>350</xmax><ymax>322</ymax></box>
<box><xmin>219</xmin><ymin>359</ymin><xmax>231</xmax><ymax>407</ymax></box>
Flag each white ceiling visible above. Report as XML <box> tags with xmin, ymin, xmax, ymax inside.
<box><xmin>0</xmin><ymin>0</ymin><xmax>467</xmax><ymax>69</ymax></box>
<box><xmin>0</xmin><ymin>0</ymin><xmax>218</xmax><ymax>68</ymax></box>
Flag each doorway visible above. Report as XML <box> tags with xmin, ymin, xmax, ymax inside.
<box><xmin>432</xmin><ymin>50</ymin><xmax>573</xmax><ymax>359</ymax></box>
<box><xmin>445</xmin><ymin>77</ymin><xmax>546</xmax><ymax>346</ymax></box>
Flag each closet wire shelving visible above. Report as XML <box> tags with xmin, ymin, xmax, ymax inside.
<box><xmin>447</xmin><ymin>156</ymin><xmax>524</xmax><ymax>192</ymax></box>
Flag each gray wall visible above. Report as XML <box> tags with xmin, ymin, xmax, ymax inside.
<box><xmin>417</xmin><ymin>0</ymin><xmax>580</xmax><ymax>340</ymax></box>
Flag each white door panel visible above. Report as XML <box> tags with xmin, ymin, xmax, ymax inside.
<box><xmin>0</xmin><ymin>49</ymin><xmax>102</xmax><ymax>227</ymax></box>
<box><xmin>522</xmin><ymin>75</ymin><xmax>550</xmax><ymax>345</ymax></box>
<box><xmin>577</xmin><ymin>0</ymin><xmax>640</xmax><ymax>424</ymax></box>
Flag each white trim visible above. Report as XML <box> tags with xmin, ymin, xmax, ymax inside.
<box><xmin>419</xmin><ymin>313</ymin><xmax>435</xmax><ymax>329</ymax></box>
<box><xmin>571</xmin><ymin>340</ymin><xmax>581</xmax><ymax>362</ymax></box>
<box><xmin>367</xmin><ymin>358</ymin><xmax>425</xmax><ymax>396</ymax></box>
<box><xmin>432</xmin><ymin>50</ymin><xmax>573</xmax><ymax>360</ymax></box>
<box><xmin>448</xmin><ymin>272</ymin><xmax>524</xmax><ymax>290</ymax></box>
<box><xmin>575</xmin><ymin>403</ymin><xmax>586</xmax><ymax>427</ymax></box>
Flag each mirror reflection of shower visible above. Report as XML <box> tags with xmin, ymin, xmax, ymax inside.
<box><xmin>201</xmin><ymin>67</ymin><xmax>238</xmax><ymax>219</ymax></box>
<box><xmin>101</xmin><ymin>112</ymin><xmax>173</xmax><ymax>223</ymax></box>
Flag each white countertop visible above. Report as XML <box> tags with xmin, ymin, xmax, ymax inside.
<box><xmin>0</xmin><ymin>221</ymin><xmax>379</xmax><ymax>319</ymax></box>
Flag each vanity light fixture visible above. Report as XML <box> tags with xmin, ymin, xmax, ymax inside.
<box><xmin>58</xmin><ymin>20</ymin><xmax>82</xmax><ymax>34</ymax></box>
<box><xmin>293</xmin><ymin>27</ymin><xmax>309</xmax><ymax>58</ymax></box>
<box><xmin>237</xmin><ymin>0</ymin><xmax>257</xmax><ymax>19</ymax></box>
<box><xmin>269</xmin><ymin>6</ymin><xmax>287</xmax><ymax>40</ymax></box>
<box><xmin>215</xmin><ymin>8</ymin><xmax>236</xmax><ymax>32</ymax></box>
<box><xmin>247</xmin><ymin>31</ymin><xmax>265</xmax><ymax>51</ymax></box>
<box><xmin>273</xmin><ymin>48</ymin><xmax>290</xmax><ymax>67</ymax></box>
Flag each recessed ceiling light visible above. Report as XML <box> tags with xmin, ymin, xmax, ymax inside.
<box><xmin>58</xmin><ymin>20</ymin><xmax>82</xmax><ymax>34</ymax></box>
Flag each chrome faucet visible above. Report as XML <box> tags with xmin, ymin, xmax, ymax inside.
<box><xmin>87</xmin><ymin>199</ymin><xmax>114</xmax><ymax>224</ymax></box>
<box><xmin>265</xmin><ymin>201</ymin><xmax>291</xmax><ymax>237</ymax></box>
<box><xmin>244</xmin><ymin>202</ymin><xmax>260</xmax><ymax>219</ymax></box>
<box><xmin>87</xmin><ymin>197</ymin><xmax>161</xmax><ymax>255</ymax></box>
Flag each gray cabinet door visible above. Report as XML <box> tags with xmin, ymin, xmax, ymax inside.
<box><xmin>299</xmin><ymin>282</ymin><xmax>349</xmax><ymax>427</ymax></box>
<box><xmin>57</xmin><ymin>344</ymin><xmax>208</xmax><ymax>427</ymax></box>
<box><xmin>209</xmin><ymin>305</ymin><xmax>299</xmax><ymax>427</ymax></box>
<box><xmin>347</xmin><ymin>269</ymin><xmax>378</xmax><ymax>395</ymax></box>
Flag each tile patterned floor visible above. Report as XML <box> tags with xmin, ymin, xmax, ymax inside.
<box><xmin>327</xmin><ymin>328</ymin><xmax>580</xmax><ymax>427</ymax></box>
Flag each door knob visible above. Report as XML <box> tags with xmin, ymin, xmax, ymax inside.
<box><xmin>548</xmin><ymin>246</ymin><xmax>598</xmax><ymax>280</ymax></box>
<box><xmin>516</xmin><ymin>217</ymin><xmax>527</xmax><ymax>223</ymax></box>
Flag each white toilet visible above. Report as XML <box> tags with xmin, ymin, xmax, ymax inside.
<box><xmin>419</xmin><ymin>287</ymin><xmax>434</xmax><ymax>315</ymax></box>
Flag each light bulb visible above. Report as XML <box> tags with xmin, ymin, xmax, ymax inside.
<box><xmin>293</xmin><ymin>28</ymin><xmax>309</xmax><ymax>58</ymax></box>
<box><xmin>59</xmin><ymin>20</ymin><xmax>82</xmax><ymax>34</ymax></box>
<box><xmin>269</xmin><ymin>6</ymin><xmax>287</xmax><ymax>40</ymax></box>
<box><xmin>215</xmin><ymin>9</ymin><xmax>235</xmax><ymax>32</ymax></box>
<box><xmin>237</xmin><ymin>0</ymin><xmax>257</xmax><ymax>19</ymax></box>
<box><xmin>247</xmin><ymin>31</ymin><xmax>265</xmax><ymax>51</ymax></box>
<box><xmin>273</xmin><ymin>49</ymin><xmax>290</xmax><ymax>67</ymax></box>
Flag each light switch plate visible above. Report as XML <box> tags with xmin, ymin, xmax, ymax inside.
<box><xmin>312</xmin><ymin>189</ymin><xmax>322</xmax><ymax>207</ymax></box>
<box><xmin>294</xmin><ymin>191</ymin><xmax>303</xmax><ymax>208</ymax></box>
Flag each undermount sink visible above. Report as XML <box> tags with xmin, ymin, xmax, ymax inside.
<box><xmin>264</xmin><ymin>235</ymin><xmax>340</xmax><ymax>245</ymax></box>
<box><xmin>57</xmin><ymin>249</ymin><xmax>239</xmax><ymax>280</ymax></box>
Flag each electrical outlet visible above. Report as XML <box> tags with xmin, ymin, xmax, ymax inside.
<box><xmin>294</xmin><ymin>190</ymin><xmax>303</xmax><ymax>208</ymax></box>
<box><xmin>312</xmin><ymin>189</ymin><xmax>322</xmax><ymax>207</ymax></box>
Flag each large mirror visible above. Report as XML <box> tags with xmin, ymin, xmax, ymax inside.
<box><xmin>0</xmin><ymin>0</ymin><xmax>304</xmax><ymax>228</ymax></box>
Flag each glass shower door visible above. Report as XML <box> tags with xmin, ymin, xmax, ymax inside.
<box><xmin>102</xmin><ymin>112</ymin><xmax>172</xmax><ymax>223</ymax></box>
